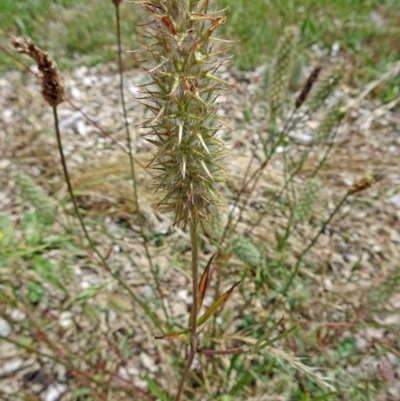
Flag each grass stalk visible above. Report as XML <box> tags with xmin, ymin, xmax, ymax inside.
<box><xmin>113</xmin><ymin>0</ymin><xmax>169</xmax><ymax>323</ymax></box>
<box><xmin>52</xmin><ymin>105</ymin><xmax>163</xmax><ymax>330</ymax></box>
<box><xmin>175</xmin><ymin>220</ymin><xmax>200</xmax><ymax>401</ymax></box>
<box><xmin>280</xmin><ymin>190</ymin><xmax>351</xmax><ymax>297</ymax></box>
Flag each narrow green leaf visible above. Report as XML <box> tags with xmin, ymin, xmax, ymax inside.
<box><xmin>196</xmin><ymin>281</ymin><xmax>240</xmax><ymax>327</ymax></box>
<box><xmin>141</xmin><ymin>375</ymin><xmax>172</xmax><ymax>401</ymax></box>
<box><xmin>72</xmin><ymin>387</ymin><xmax>91</xmax><ymax>401</ymax></box>
<box><xmin>257</xmin><ymin>324</ymin><xmax>298</xmax><ymax>350</ymax></box>
<box><xmin>254</xmin><ymin>315</ymin><xmax>285</xmax><ymax>348</ymax></box>
<box><xmin>0</xmin><ymin>290</ymin><xmax>17</xmax><ymax>306</ymax></box>
<box><xmin>65</xmin><ymin>282</ymin><xmax>109</xmax><ymax>309</ymax></box>
<box><xmin>311</xmin><ymin>392</ymin><xmax>338</xmax><ymax>400</ymax></box>
<box><xmin>26</xmin><ymin>281</ymin><xmax>45</xmax><ymax>304</ymax></box>
<box><xmin>230</xmin><ymin>369</ymin><xmax>256</xmax><ymax>394</ymax></box>
<box><xmin>0</xmin><ymin>215</ymin><xmax>14</xmax><ymax>248</ymax></box>
<box><xmin>154</xmin><ymin>328</ymin><xmax>190</xmax><ymax>340</ymax></box>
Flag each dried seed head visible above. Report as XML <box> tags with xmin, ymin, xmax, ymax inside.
<box><xmin>349</xmin><ymin>172</ymin><xmax>375</xmax><ymax>194</ymax></box>
<box><xmin>295</xmin><ymin>66</ymin><xmax>322</xmax><ymax>109</ymax></box>
<box><xmin>11</xmin><ymin>36</ymin><xmax>64</xmax><ymax>107</ymax></box>
<box><xmin>306</xmin><ymin>67</ymin><xmax>342</xmax><ymax>111</ymax></box>
<box><xmin>136</xmin><ymin>0</ymin><xmax>230</xmax><ymax>228</ymax></box>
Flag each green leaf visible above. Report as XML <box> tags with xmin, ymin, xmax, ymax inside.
<box><xmin>30</xmin><ymin>256</ymin><xmax>67</xmax><ymax>296</ymax></box>
<box><xmin>141</xmin><ymin>375</ymin><xmax>172</xmax><ymax>401</ymax></box>
<box><xmin>120</xmin><ymin>334</ymin><xmax>132</xmax><ymax>360</ymax></box>
<box><xmin>0</xmin><ymin>289</ymin><xmax>17</xmax><ymax>306</ymax></box>
<box><xmin>65</xmin><ymin>282</ymin><xmax>109</xmax><ymax>309</ymax></box>
<box><xmin>335</xmin><ymin>337</ymin><xmax>357</xmax><ymax>358</ymax></box>
<box><xmin>311</xmin><ymin>392</ymin><xmax>338</xmax><ymax>401</ymax></box>
<box><xmin>196</xmin><ymin>281</ymin><xmax>240</xmax><ymax>327</ymax></box>
<box><xmin>26</xmin><ymin>280</ymin><xmax>45</xmax><ymax>304</ymax></box>
<box><xmin>230</xmin><ymin>369</ymin><xmax>256</xmax><ymax>395</ymax></box>
<box><xmin>31</xmin><ymin>255</ymin><xmax>59</xmax><ymax>282</ymax></box>
<box><xmin>154</xmin><ymin>329</ymin><xmax>190</xmax><ymax>340</ymax></box>
<box><xmin>0</xmin><ymin>215</ymin><xmax>15</xmax><ymax>249</ymax></box>
<box><xmin>72</xmin><ymin>387</ymin><xmax>92</xmax><ymax>401</ymax></box>
<box><xmin>227</xmin><ymin>353</ymin><xmax>242</xmax><ymax>379</ymax></box>
<box><xmin>254</xmin><ymin>315</ymin><xmax>285</xmax><ymax>348</ymax></box>
<box><xmin>21</xmin><ymin>212</ymin><xmax>47</xmax><ymax>244</ymax></box>
<box><xmin>82</xmin><ymin>304</ymin><xmax>99</xmax><ymax>323</ymax></box>
<box><xmin>218</xmin><ymin>396</ymin><xmax>233</xmax><ymax>401</ymax></box>
<box><xmin>257</xmin><ymin>323</ymin><xmax>298</xmax><ymax>350</ymax></box>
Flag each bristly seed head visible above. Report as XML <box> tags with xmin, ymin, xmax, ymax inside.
<box><xmin>135</xmin><ymin>0</ymin><xmax>230</xmax><ymax>228</ymax></box>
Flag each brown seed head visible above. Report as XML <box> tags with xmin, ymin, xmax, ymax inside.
<box><xmin>295</xmin><ymin>65</ymin><xmax>322</xmax><ymax>109</ymax></box>
<box><xmin>349</xmin><ymin>172</ymin><xmax>375</xmax><ymax>194</ymax></box>
<box><xmin>11</xmin><ymin>36</ymin><xmax>64</xmax><ymax>107</ymax></box>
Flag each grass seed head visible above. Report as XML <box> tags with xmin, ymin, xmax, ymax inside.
<box><xmin>11</xmin><ymin>36</ymin><xmax>64</xmax><ymax>107</ymax></box>
<box><xmin>295</xmin><ymin>65</ymin><xmax>322</xmax><ymax>109</ymax></box>
<box><xmin>349</xmin><ymin>172</ymin><xmax>375</xmax><ymax>194</ymax></box>
<box><xmin>13</xmin><ymin>171</ymin><xmax>56</xmax><ymax>222</ymax></box>
<box><xmin>268</xmin><ymin>26</ymin><xmax>298</xmax><ymax>115</ymax></box>
<box><xmin>306</xmin><ymin>67</ymin><xmax>342</xmax><ymax>111</ymax></box>
<box><xmin>317</xmin><ymin>100</ymin><xmax>346</xmax><ymax>142</ymax></box>
<box><xmin>135</xmin><ymin>0</ymin><xmax>229</xmax><ymax>228</ymax></box>
<box><xmin>294</xmin><ymin>178</ymin><xmax>321</xmax><ymax>223</ymax></box>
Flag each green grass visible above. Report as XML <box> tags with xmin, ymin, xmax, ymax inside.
<box><xmin>219</xmin><ymin>0</ymin><xmax>400</xmax><ymax>70</ymax></box>
<box><xmin>1</xmin><ymin>0</ymin><xmax>398</xmax><ymax>99</ymax></box>
<box><xmin>0</xmin><ymin>0</ymin><xmax>139</xmax><ymax>71</ymax></box>
<box><xmin>1</xmin><ymin>0</ymin><xmax>400</xmax><ymax>74</ymax></box>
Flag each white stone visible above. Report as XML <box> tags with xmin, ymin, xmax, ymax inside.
<box><xmin>0</xmin><ymin>318</ymin><xmax>12</xmax><ymax>337</ymax></box>
<box><xmin>139</xmin><ymin>352</ymin><xmax>158</xmax><ymax>373</ymax></box>
<box><xmin>10</xmin><ymin>309</ymin><xmax>25</xmax><ymax>321</ymax></box>
<box><xmin>389</xmin><ymin>193</ymin><xmax>400</xmax><ymax>209</ymax></box>
<box><xmin>76</xmin><ymin>120</ymin><xmax>87</xmax><ymax>136</ymax></box>
<box><xmin>42</xmin><ymin>383</ymin><xmax>68</xmax><ymax>401</ymax></box>
<box><xmin>0</xmin><ymin>359</ymin><xmax>32</xmax><ymax>378</ymax></box>
<box><xmin>59</xmin><ymin>311</ymin><xmax>74</xmax><ymax>329</ymax></box>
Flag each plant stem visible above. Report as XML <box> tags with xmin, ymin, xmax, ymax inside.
<box><xmin>113</xmin><ymin>2</ymin><xmax>169</xmax><ymax>323</ymax></box>
<box><xmin>175</xmin><ymin>221</ymin><xmax>199</xmax><ymax>401</ymax></box>
<box><xmin>52</xmin><ymin>106</ymin><xmax>162</xmax><ymax>330</ymax></box>
<box><xmin>280</xmin><ymin>190</ymin><xmax>351</xmax><ymax>296</ymax></box>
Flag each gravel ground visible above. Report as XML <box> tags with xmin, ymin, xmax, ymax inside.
<box><xmin>1</xmin><ymin>57</ymin><xmax>400</xmax><ymax>400</ymax></box>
